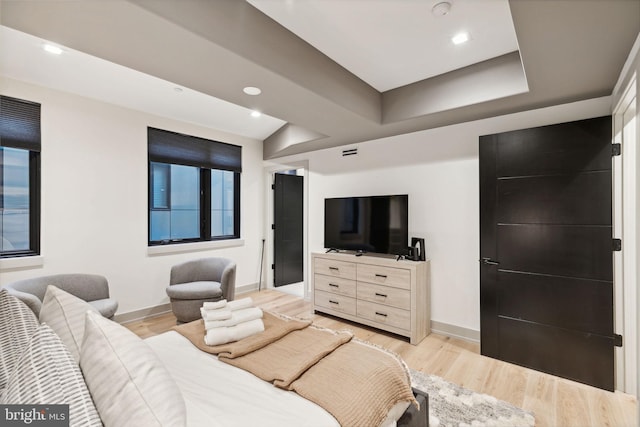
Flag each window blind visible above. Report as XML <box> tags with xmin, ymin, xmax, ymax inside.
<box><xmin>0</xmin><ymin>96</ymin><xmax>41</xmax><ymax>152</ymax></box>
<box><xmin>148</xmin><ymin>127</ymin><xmax>242</xmax><ymax>173</ymax></box>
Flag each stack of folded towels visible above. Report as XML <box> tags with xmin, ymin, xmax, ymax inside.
<box><xmin>200</xmin><ymin>297</ymin><xmax>265</xmax><ymax>346</ymax></box>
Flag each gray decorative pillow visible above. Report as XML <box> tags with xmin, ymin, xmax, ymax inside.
<box><xmin>39</xmin><ymin>285</ymin><xmax>98</xmax><ymax>363</ymax></box>
<box><xmin>2</xmin><ymin>324</ymin><xmax>102</xmax><ymax>427</ymax></box>
<box><xmin>80</xmin><ymin>311</ymin><xmax>186</xmax><ymax>427</ymax></box>
<box><xmin>0</xmin><ymin>288</ymin><xmax>39</xmax><ymax>390</ymax></box>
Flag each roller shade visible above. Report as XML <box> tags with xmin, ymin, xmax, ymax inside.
<box><xmin>148</xmin><ymin>127</ymin><xmax>242</xmax><ymax>173</ymax></box>
<box><xmin>0</xmin><ymin>96</ymin><xmax>41</xmax><ymax>152</ymax></box>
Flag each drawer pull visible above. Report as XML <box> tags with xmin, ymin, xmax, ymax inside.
<box><xmin>374</xmin><ymin>292</ymin><xmax>387</xmax><ymax>298</ymax></box>
<box><xmin>329</xmin><ymin>283</ymin><xmax>339</xmax><ymax>288</ymax></box>
<box><xmin>329</xmin><ymin>266</ymin><xmax>339</xmax><ymax>271</ymax></box>
<box><xmin>375</xmin><ymin>312</ymin><xmax>388</xmax><ymax>317</ymax></box>
<box><xmin>329</xmin><ymin>300</ymin><xmax>339</xmax><ymax>305</ymax></box>
<box><xmin>375</xmin><ymin>274</ymin><xmax>388</xmax><ymax>278</ymax></box>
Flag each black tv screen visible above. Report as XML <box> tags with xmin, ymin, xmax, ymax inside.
<box><xmin>324</xmin><ymin>195</ymin><xmax>408</xmax><ymax>255</ymax></box>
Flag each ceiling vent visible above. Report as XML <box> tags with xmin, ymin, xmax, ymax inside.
<box><xmin>342</xmin><ymin>148</ymin><xmax>358</xmax><ymax>157</ymax></box>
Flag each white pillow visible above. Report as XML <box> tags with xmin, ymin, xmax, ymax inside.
<box><xmin>0</xmin><ymin>288</ymin><xmax>39</xmax><ymax>390</ymax></box>
<box><xmin>39</xmin><ymin>285</ymin><xmax>98</xmax><ymax>363</ymax></box>
<box><xmin>80</xmin><ymin>311</ymin><xmax>187</xmax><ymax>427</ymax></box>
<box><xmin>2</xmin><ymin>324</ymin><xmax>102</xmax><ymax>427</ymax></box>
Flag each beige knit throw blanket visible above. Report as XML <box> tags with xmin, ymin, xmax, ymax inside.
<box><xmin>223</xmin><ymin>326</ymin><xmax>353</xmax><ymax>389</ymax></box>
<box><xmin>173</xmin><ymin>311</ymin><xmax>416</xmax><ymax>427</ymax></box>
<box><xmin>174</xmin><ymin>311</ymin><xmax>311</xmax><ymax>359</ymax></box>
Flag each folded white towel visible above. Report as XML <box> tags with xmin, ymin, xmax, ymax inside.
<box><xmin>201</xmin><ymin>297</ymin><xmax>253</xmax><ymax>316</ymax></box>
<box><xmin>204</xmin><ymin>318</ymin><xmax>265</xmax><ymax>346</ymax></box>
<box><xmin>227</xmin><ymin>297</ymin><xmax>253</xmax><ymax>311</ymax></box>
<box><xmin>202</xmin><ymin>300</ymin><xmax>227</xmax><ymax>310</ymax></box>
<box><xmin>204</xmin><ymin>307</ymin><xmax>264</xmax><ymax>330</ymax></box>
<box><xmin>200</xmin><ymin>307</ymin><xmax>232</xmax><ymax>321</ymax></box>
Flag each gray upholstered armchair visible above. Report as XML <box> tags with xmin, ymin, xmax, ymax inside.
<box><xmin>4</xmin><ymin>273</ymin><xmax>118</xmax><ymax>319</ymax></box>
<box><xmin>166</xmin><ymin>257</ymin><xmax>236</xmax><ymax>323</ymax></box>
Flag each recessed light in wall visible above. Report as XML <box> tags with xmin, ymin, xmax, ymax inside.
<box><xmin>251</xmin><ymin>110</ymin><xmax>262</xmax><ymax>118</ymax></box>
<box><xmin>451</xmin><ymin>32</ymin><xmax>469</xmax><ymax>45</ymax></box>
<box><xmin>42</xmin><ymin>43</ymin><xmax>63</xmax><ymax>55</ymax></box>
<box><xmin>243</xmin><ymin>86</ymin><xmax>262</xmax><ymax>96</ymax></box>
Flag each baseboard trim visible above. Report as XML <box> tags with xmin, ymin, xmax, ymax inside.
<box><xmin>116</xmin><ymin>303</ymin><xmax>172</xmax><ymax>324</ymax></box>
<box><xmin>114</xmin><ymin>287</ymin><xmax>479</xmax><ymax>347</ymax></box>
<box><xmin>116</xmin><ymin>283</ymin><xmax>260</xmax><ymax>324</ymax></box>
<box><xmin>430</xmin><ymin>320</ymin><xmax>480</xmax><ymax>344</ymax></box>
<box><xmin>236</xmin><ymin>282</ymin><xmax>259</xmax><ymax>295</ymax></box>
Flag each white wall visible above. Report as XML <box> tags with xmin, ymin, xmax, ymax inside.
<box><xmin>0</xmin><ymin>78</ymin><xmax>265</xmax><ymax>317</ymax></box>
<box><xmin>268</xmin><ymin>96</ymin><xmax>613</xmax><ymax>335</ymax></box>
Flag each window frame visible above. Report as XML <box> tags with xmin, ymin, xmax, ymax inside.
<box><xmin>0</xmin><ymin>96</ymin><xmax>41</xmax><ymax>259</ymax></box>
<box><xmin>147</xmin><ymin>127</ymin><xmax>241</xmax><ymax>246</ymax></box>
<box><xmin>150</xmin><ymin>162</ymin><xmax>171</xmax><ymax>210</ymax></box>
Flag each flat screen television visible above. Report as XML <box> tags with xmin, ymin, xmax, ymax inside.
<box><xmin>324</xmin><ymin>194</ymin><xmax>408</xmax><ymax>255</ymax></box>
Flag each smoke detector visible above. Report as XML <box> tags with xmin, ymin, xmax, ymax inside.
<box><xmin>432</xmin><ymin>1</ymin><xmax>452</xmax><ymax>16</ymax></box>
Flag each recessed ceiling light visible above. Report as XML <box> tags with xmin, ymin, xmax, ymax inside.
<box><xmin>251</xmin><ymin>110</ymin><xmax>262</xmax><ymax>118</ymax></box>
<box><xmin>452</xmin><ymin>32</ymin><xmax>469</xmax><ymax>45</ymax></box>
<box><xmin>243</xmin><ymin>86</ymin><xmax>262</xmax><ymax>96</ymax></box>
<box><xmin>43</xmin><ymin>43</ymin><xmax>63</xmax><ymax>55</ymax></box>
<box><xmin>174</xmin><ymin>87</ymin><xmax>183</xmax><ymax>93</ymax></box>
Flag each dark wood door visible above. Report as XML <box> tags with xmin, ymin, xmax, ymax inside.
<box><xmin>479</xmin><ymin>116</ymin><xmax>619</xmax><ymax>391</ymax></box>
<box><xmin>274</xmin><ymin>173</ymin><xmax>303</xmax><ymax>287</ymax></box>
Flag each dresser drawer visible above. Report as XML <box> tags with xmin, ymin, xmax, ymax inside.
<box><xmin>357</xmin><ymin>264</ymin><xmax>411</xmax><ymax>290</ymax></box>
<box><xmin>357</xmin><ymin>300</ymin><xmax>410</xmax><ymax>331</ymax></box>
<box><xmin>314</xmin><ymin>257</ymin><xmax>357</xmax><ymax>280</ymax></box>
<box><xmin>314</xmin><ymin>274</ymin><xmax>356</xmax><ymax>297</ymax></box>
<box><xmin>315</xmin><ymin>290</ymin><xmax>357</xmax><ymax>316</ymax></box>
<box><xmin>357</xmin><ymin>282</ymin><xmax>410</xmax><ymax>310</ymax></box>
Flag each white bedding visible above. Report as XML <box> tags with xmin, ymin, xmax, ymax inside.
<box><xmin>145</xmin><ymin>331</ymin><xmax>340</xmax><ymax>427</ymax></box>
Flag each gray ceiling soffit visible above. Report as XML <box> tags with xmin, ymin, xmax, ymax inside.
<box><xmin>264</xmin><ymin>52</ymin><xmax>528</xmax><ymax>156</ymax></box>
<box><xmin>129</xmin><ymin>0</ymin><xmax>382</xmax><ymax>124</ymax></box>
<box><xmin>1</xmin><ymin>0</ymin><xmax>639</xmax><ymax>160</ymax></box>
<box><xmin>264</xmin><ymin>0</ymin><xmax>640</xmax><ymax>158</ymax></box>
<box><xmin>0</xmin><ymin>0</ymin><xmax>376</xmax><ymax>121</ymax></box>
<box><xmin>382</xmin><ymin>51</ymin><xmax>528</xmax><ymax>124</ymax></box>
<box><xmin>0</xmin><ymin>0</ymin><xmax>381</xmax><ymax>145</ymax></box>
<box><xmin>263</xmin><ymin>123</ymin><xmax>328</xmax><ymax>157</ymax></box>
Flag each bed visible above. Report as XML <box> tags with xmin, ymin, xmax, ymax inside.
<box><xmin>0</xmin><ymin>286</ymin><xmax>428</xmax><ymax>426</ymax></box>
<box><xmin>147</xmin><ymin>330</ymin><xmax>347</xmax><ymax>426</ymax></box>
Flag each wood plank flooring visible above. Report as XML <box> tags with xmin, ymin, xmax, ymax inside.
<box><xmin>124</xmin><ymin>289</ymin><xmax>637</xmax><ymax>427</ymax></box>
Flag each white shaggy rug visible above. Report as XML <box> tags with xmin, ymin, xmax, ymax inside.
<box><xmin>409</xmin><ymin>369</ymin><xmax>536</xmax><ymax>427</ymax></box>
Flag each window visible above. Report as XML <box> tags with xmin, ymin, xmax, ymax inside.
<box><xmin>148</xmin><ymin>127</ymin><xmax>241</xmax><ymax>245</ymax></box>
<box><xmin>0</xmin><ymin>96</ymin><xmax>41</xmax><ymax>258</ymax></box>
<box><xmin>211</xmin><ymin>169</ymin><xmax>235</xmax><ymax>236</ymax></box>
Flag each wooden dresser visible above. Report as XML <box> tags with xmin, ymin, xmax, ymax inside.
<box><xmin>312</xmin><ymin>252</ymin><xmax>430</xmax><ymax>345</ymax></box>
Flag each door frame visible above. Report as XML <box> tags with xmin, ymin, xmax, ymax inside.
<box><xmin>613</xmin><ymin>74</ymin><xmax>637</xmax><ymax>394</ymax></box>
<box><xmin>263</xmin><ymin>160</ymin><xmax>309</xmax><ymax>299</ymax></box>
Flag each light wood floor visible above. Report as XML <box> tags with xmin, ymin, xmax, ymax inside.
<box><xmin>125</xmin><ymin>289</ymin><xmax>638</xmax><ymax>427</ymax></box>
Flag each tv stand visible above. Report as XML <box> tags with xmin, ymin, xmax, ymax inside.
<box><xmin>312</xmin><ymin>252</ymin><xmax>430</xmax><ymax>345</ymax></box>
<box><xmin>325</xmin><ymin>248</ymin><xmax>340</xmax><ymax>253</ymax></box>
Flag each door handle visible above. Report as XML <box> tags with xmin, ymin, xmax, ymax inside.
<box><xmin>481</xmin><ymin>257</ymin><xmax>500</xmax><ymax>266</ymax></box>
